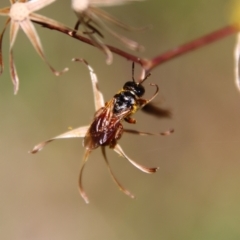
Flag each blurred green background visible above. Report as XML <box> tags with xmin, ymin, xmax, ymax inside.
<box><xmin>1</xmin><ymin>0</ymin><xmax>240</xmax><ymax>239</ymax></box>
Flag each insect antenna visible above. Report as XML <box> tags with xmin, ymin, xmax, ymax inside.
<box><xmin>139</xmin><ymin>83</ymin><xmax>159</xmax><ymax>108</ymax></box>
<box><xmin>140</xmin><ymin>72</ymin><xmax>151</xmax><ymax>85</ymax></box>
<box><xmin>101</xmin><ymin>147</ymin><xmax>135</xmax><ymax>199</ymax></box>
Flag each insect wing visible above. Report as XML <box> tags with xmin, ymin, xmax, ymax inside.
<box><xmin>84</xmin><ymin>97</ymin><xmax>134</xmax><ymax>150</ymax></box>
<box><xmin>83</xmin><ymin>99</ymin><xmax>118</xmax><ymax>149</ymax></box>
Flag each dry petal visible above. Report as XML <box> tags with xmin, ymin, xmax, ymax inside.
<box><xmin>30</xmin><ymin>12</ymin><xmax>74</xmax><ymax>33</ymax></box>
<box><xmin>0</xmin><ymin>18</ymin><xmax>11</xmax><ymax>75</ymax></box>
<box><xmin>9</xmin><ymin>50</ymin><xmax>19</xmax><ymax>94</ymax></box>
<box><xmin>9</xmin><ymin>21</ymin><xmax>20</xmax><ymax>94</ymax></box>
<box><xmin>101</xmin><ymin>147</ymin><xmax>135</xmax><ymax>198</ymax></box>
<box><xmin>73</xmin><ymin>58</ymin><xmax>105</xmax><ymax>110</ymax></box>
<box><xmin>114</xmin><ymin>144</ymin><xmax>159</xmax><ymax>173</ymax></box>
<box><xmin>9</xmin><ymin>20</ymin><xmax>19</xmax><ymax>49</ymax></box>
<box><xmin>89</xmin><ymin>11</ymin><xmax>144</xmax><ymax>51</ymax></box>
<box><xmin>30</xmin><ymin>126</ymin><xmax>89</xmax><ymax>153</ymax></box>
<box><xmin>78</xmin><ymin>150</ymin><xmax>91</xmax><ymax>204</ymax></box>
<box><xmin>20</xmin><ymin>19</ymin><xmax>68</xmax><ymax>76</ymax></box>
<box><xmin>0</xmin><ymin>6</ymin><xmax>10</xmax><ymax>16</ymax></box>
<box><xmin>90</xmin><ymin>6</ymin><xmax>148</xmax><ymax>31</ymax></box>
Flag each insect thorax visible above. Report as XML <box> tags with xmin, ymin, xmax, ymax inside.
<box><xmin>113</xmin><ymin>91</ymin><xmax>136</xmax><ymax>114</ymax></box>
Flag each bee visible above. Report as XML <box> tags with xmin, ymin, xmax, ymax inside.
<box><xmin>30</xmin><ymin>59</ymin><xmax>173</xmax><ymax>203</ymax></box>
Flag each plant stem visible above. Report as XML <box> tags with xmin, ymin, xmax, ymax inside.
<box><xmin>34</xmin><ymin>20</ymin><xmax>239</xmax><ymax>72</ymax></box>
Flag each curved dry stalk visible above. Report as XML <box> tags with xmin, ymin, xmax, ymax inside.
<box><xmin>114</xmin><ymin>144</ymin><xmax>159</xmax><ymax>173</ymax></box>
<box><xmin>80</xmin><ymin>15</ymin><xmax>113</xmax><ymax>64</ymax></box>
<box><xmin>0</xmin><ymin>19</ymin><xmax>10</xmax><ymax>75</ymax></box>
<box><xmin>30</xmin><ymin>125</ymin><xmax>89</xmax><ymax>154</ymax></box>
<box><xmin>88</xmin><ymin>10</ymin><xmax>144</xmax><ymax>52</ymax></box>
<box><xmin>78</xmin><ymin>149</ymin><xmax>91</xmax><ymax>204</ymax></box>
<box><xmin>101</xmin><ymin>147</ymin><xmax>135</xmax><ymax>199</ymax></box>
<box><xmin>90</xmin><ymin>7</ymin><xmax>149</xmax><ymax>32</ymax></box>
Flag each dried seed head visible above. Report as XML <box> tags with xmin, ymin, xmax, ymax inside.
<box><xmin>71</xmin><ymin>0</ymin><xmax>145</xmax><ymax>64</ymax></box>
<box><xmin>0</xmin><ymin>0</ymin><xmax>68</xmax><ymax>94</ymax></box>
<box><xmin>9</xmin><ymin>2</ymin><xmax>29</xmax><ymax>22</ymax></box>
<box><xmin>72</xmin><ymin>0</ymin><xmax>89</xmax><ymax>13</ymax></box>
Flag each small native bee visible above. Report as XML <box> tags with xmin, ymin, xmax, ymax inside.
<box><xmin>31</xmin><ymin>59</ymin><xmax>173</xmax><ymax>203</ymax></box>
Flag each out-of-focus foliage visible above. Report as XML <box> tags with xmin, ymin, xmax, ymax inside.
<box><xmin>230</xmin><ymin>0</ymin><xmax>240</xmax><ymax>23</ymax></box>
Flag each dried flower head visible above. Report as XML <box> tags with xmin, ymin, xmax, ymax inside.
<box><xmin>30</xmin><ymin>59</ymin><xmax>173</xmax><ymax>203</ymax></box>
<box><xmin>0</xmin><ymin>0</ymin><xmax>69</xmax><ymax>94</ymax></box>
<box><xmin>71</xmin><ymin>0</ymin><xmax>146</xmax><ymax>64</ymax></box>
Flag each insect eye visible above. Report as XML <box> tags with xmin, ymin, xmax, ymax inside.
<box><xmin>123</xmin><ymin>81</ymin><xmax>145</xmax><ymax>97</ymax></box>
<box><xmin>135</xmin><ymin>85</ymin><xmax>145</xmax><ymax>97</ymax></box>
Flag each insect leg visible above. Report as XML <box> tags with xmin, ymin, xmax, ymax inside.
<box><xmin>124</xmin><ymin>116</ymin><xmax>136</xmax><ymax>124</ymax></box>
<box><xmin>84</xmin><ymin>19</ymin><xmax>104</xmax><ymax>38</ymax></box>
<box><xmin>74</xmin><ymin>19</ymin><xmax>81</xmax><ymax>32</ymax></box>
<box><xmin>138</xmin><ymin>83</ymin><xmax>159</xmax><ymax>109</ymax></box>
<box><xmin>124</xmin><ymin>128</ymin><xmax>174</xmax><ymax>136</ymax></box>
<box><xmin>132</xmin><ymin>62</ymin><xmax>135</xmax><ymax>82</ymax></box>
